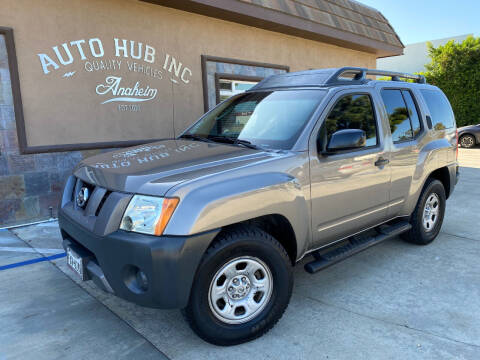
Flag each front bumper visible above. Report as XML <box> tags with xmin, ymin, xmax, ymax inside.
<box><xmin>59</xmin><ymin>210</ymin><xmax>219</xmax><ymax>309</ymax></box>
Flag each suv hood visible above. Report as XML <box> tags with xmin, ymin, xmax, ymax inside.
<box><xmin>74</xmin><ymin>139</ymin><xmax>274</xmax><ymax>195</ymax></box>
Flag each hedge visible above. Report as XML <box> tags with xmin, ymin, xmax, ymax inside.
<box><xmin>420</xmin><ymin>36</ymin><xmax>480</xmax><ymax>127</ymax></box>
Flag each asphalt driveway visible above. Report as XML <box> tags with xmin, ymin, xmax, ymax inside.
<box><xmin>1</xmin><ymin>148</ymin><xmax>479</xmax><ymax>359</ymax></box>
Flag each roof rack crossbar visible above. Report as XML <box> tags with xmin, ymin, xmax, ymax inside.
<box><xmin>325</xmin><ymin>67</ymin><xmax>426</xmax><ymax>85</ymax></box>
<box><xmin>366</xmin><ymin>69</ymin><xmax>426</xmax><ymax>84</ymax></box>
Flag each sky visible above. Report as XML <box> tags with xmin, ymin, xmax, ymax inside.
<box><xmin>357</xmin><ymin>0</ymin><xmax>479</xmax><ymax>45</ymax></box>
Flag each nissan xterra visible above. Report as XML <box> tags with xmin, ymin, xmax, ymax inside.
<box><xmin>59</xmin><ymin>67</ymin><xmax>459</xmax><ymax>345</ymax></box>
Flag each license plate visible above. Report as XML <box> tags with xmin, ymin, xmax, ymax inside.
<box><xmin>67</xmin><ymin>247</ymin><xmax>86</xmax><ymax>280</ymax></box>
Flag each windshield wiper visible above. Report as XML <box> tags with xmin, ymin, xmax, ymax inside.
<box><xmin>235</xmin><ymin>139</ymin><xmax>261</xmax><ymax>150</ymax></box>
<box><xmin>179</xmin><ymin>134</ymin><xmax>216</xmax><ymax>144</ymax></box>
<box><xmin>208</xmin><ymin>136</ymin><xmax>261</xmax><ymax>150</ymax></box>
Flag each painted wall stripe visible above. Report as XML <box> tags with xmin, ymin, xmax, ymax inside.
<box><xmin>0</xmin><ymin>253</ymin><xmax>66</xmax><ymax>271</ymax></box>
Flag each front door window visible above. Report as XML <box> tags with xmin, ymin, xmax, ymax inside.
<box><xmin>318</xmin><ymin>94</ymin><xmax>378</xmax><ymax>151</ymax></box>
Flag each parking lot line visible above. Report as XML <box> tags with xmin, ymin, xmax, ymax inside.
<box><xmin>0</xmin><ymin>252</ymin><xmax>66</xmax><ymax>271</ymax></box>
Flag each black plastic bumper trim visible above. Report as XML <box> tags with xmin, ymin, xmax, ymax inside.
<box><xmin>58</xmin><ymin>210</ymin><xmax>220</xmax><ymax>309</ymax></box>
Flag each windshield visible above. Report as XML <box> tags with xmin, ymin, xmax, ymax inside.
<box><xmin>184</xmin><ymin>90</ymin><xmax>325</xmax><ymax>150</ymax></box>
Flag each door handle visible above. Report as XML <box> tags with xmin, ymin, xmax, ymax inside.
<box><xmin>375</xmin><ymin>157</ymin><xmax>389</xmax><ymax>167</ymax></box>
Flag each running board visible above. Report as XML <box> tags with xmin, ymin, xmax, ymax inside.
<box><xmin>304</xmin><ymin>221</ymin><xmax>412</xmax><ymax>274</ymax></box>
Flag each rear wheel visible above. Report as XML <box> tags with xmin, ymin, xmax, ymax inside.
<box><xmin>402</xmin><ymin>178</ymin><xmax>446</xmax><ymax>245</ymax></box>
<box><xmin>183</xmin><ymin>225</ymin><xmax>293</xmax><ymax>346</ymax></box>
<box><xmin>460</xmin><ymin>134</ymin><xmax>476</xmax><ymax>148</ymax></box>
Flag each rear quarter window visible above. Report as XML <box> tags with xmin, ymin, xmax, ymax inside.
<box><xmin>420</xmin><ymin>89</ymin><xmax>455</xmax><ymax>130</ymax></box>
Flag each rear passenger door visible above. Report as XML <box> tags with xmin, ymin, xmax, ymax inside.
<box><xmin>309</xmin><ymin>89</ymin><xmax>391</xmax><ymax>247</ymax></box>
<box><xmin>379</xmin><ymin>88</ymin><xmax>423</xmax><ymax>217</ymax></box>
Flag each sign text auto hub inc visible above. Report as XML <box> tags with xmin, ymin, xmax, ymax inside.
<box><xmin>37</xmin><ymin>37</ymin><xmax>193</xmax><ymax>112</ymax></box>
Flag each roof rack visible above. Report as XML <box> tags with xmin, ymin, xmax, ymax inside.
<box><xmin>249</xmin><ymin>67</ymin><xmax>427</xmax><ymax>91</ymax></box>
<box><xmin>325</xmin><ymin>67</ymin><xmax>426</xmax><ymax>85</ymax></box>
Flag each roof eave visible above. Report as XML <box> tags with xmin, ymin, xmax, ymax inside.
<box><xmin>142</xmin><ymin>0</ymin><xmax>404</xmax><ymax>57</ymax></box>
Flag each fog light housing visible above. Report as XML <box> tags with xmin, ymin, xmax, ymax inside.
<box><xmin>136</xmin><ymin>270</ymin><xmax>148</xmax><ymax>292</ymax></box>
<box><xmin>123</xmin><ymin>265</ymin><xmax>149</xmax><ymax>294</ymax></box>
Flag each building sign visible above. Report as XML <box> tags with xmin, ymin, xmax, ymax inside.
<box><xmin>36</xmin><ymin>37</ymin><xmax>193</xmax><ymax>111</ymax></box>
<box><xmin>10</xmin><ymin>27</ymin><xmax>202</xmax><ymax>153</ymax></box>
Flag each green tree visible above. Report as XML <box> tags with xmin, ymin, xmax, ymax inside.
<box><xmin>420</xmin><ymin>36</ymin><xmax>480</xmax><ymax>127</ymax></box>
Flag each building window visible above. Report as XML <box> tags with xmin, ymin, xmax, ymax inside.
<box><xmin>215</xmin><ymin>74</ymin><xmax>262</xmax><ymax>104</ymax></box>
<box><xmin>218</xmin><ymin>79</ymin><xmax>258</xmax><ymax>101</ymax></box>
<box><xmin>201</xmin><ymin>55</ymin><xmax>289</xmax><ymax>112</ymax></box>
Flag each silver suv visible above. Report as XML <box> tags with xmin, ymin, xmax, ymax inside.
<box><xmin>59</xmin><ymin>67</ymin><xmax>459</xmax><ymax>345</ymax></box>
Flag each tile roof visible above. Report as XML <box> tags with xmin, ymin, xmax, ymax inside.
<box><xmin>144</xmin><ymin>0</ymin><xmax>404</xmax><ymax>56</ymax></box>
<box><xmin>239</xmin><ymin>0</ymin><xmax>403</xmax><ymax>49</ymax></box>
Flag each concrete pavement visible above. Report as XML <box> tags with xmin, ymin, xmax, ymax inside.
<box><xmin>1</xmin><ymin>148</ymin><xmax>479</xmax><ymax>359</ymax></box>
<box><xmin>0</xmin><ymin>226</ymin><xmax>168</xmax><ymax>360</ymax></box>
<box><xmin>457</xmin><ymin>147</ymin><xmax>480</xmax><ymax>169</ymax></box>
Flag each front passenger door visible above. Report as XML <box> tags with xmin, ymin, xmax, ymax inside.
<box><xmin>309</xmin><ymin>91</ymin><xmax>391</xmax><ymax>247</ymax></box>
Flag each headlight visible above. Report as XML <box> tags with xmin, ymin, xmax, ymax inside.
<box><xmin>120</xmin><ymin>195</ymin><xmax>179</xmax><ymax>236</ymax></box>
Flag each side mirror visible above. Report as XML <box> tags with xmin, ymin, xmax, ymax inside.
<box><xmin>325</xmin><ymin>129</ymin><xmax>366</xmax><ymax>153</ymax></box>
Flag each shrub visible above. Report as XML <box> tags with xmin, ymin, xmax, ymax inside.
<box><xmin>420</xmin><ymin>36</ymin><xmax>480</xmax><ymax>127</ymax></box>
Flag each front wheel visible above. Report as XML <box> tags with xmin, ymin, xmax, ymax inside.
<box><xmin>401</xmin><ymin>178</ymin><xmax>446</xmax><ymax>245</ymax></box>
<box><xmin>183</xmin><ymin>225</ymin><xmax>293</xmax><ymax>346</ymax></box>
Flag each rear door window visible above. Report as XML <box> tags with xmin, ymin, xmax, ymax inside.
<box><xmin>401</xmin><ymin>90</ymin><xmax>422</xmax><ymax>137</ymax></box>
<box><xmin>381</xmin><ymin>89</ymin><xmax>413</xmax><ymax>142</ymax></box>
<box><xmin>420</xmin><ymin>89</ymin><xmax>455</xmax><ymax>129</ymax></box>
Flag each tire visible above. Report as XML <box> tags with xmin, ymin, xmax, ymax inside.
<box><xmin>401</xmin><ymin>178</ymin><xmax>446</xmax><ymax>245</ymax></box>
<box><xmin>183</xmin><ymin>225</ymin><xmax>293</xmax><ymax>346</ymax></box>
<box><xmin>460</xmin><ymin>134</ymin><xmax>476</xmax><ymax>148</ymax></box>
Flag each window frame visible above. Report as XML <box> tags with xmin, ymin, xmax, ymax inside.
<box><xmin>380</xmin><ymin>87</ymin><xmax>424</xmax><ymax>144</ymax></box>
<box><xmin>317</xmin><ymin>91</ymin><xmax>381</xmax><ymax>154</ymax></box>
<box><xmin>201</xmin><ymin>55</ymin><xmax>290</xmax><ymax>112</ymax></box>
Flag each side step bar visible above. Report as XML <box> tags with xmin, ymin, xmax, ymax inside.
<box><xmin>304</xmin><ymin>221</ymin><xmax>412</xmax><ymax>274</ymax></box>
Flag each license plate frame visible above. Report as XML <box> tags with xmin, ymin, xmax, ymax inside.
<box><xmin>67</xmin><ymin>247</ymin><xmax>87</xmax><ymax>281</ymax></box>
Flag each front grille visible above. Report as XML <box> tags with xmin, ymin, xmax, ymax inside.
<box><xmin>61</xmin><ymin>176</ymin><xmax>133</xmax><ymax>235</ymax></box>
<box><xmin>72</xmin><ymin>177</ymin><xmax>111</xmax><ymax>216</ymax></box>
<box><xmin>95</xmin><ymin>190</ymin><xmax>112</xmax><ymax>216</ymax></box>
